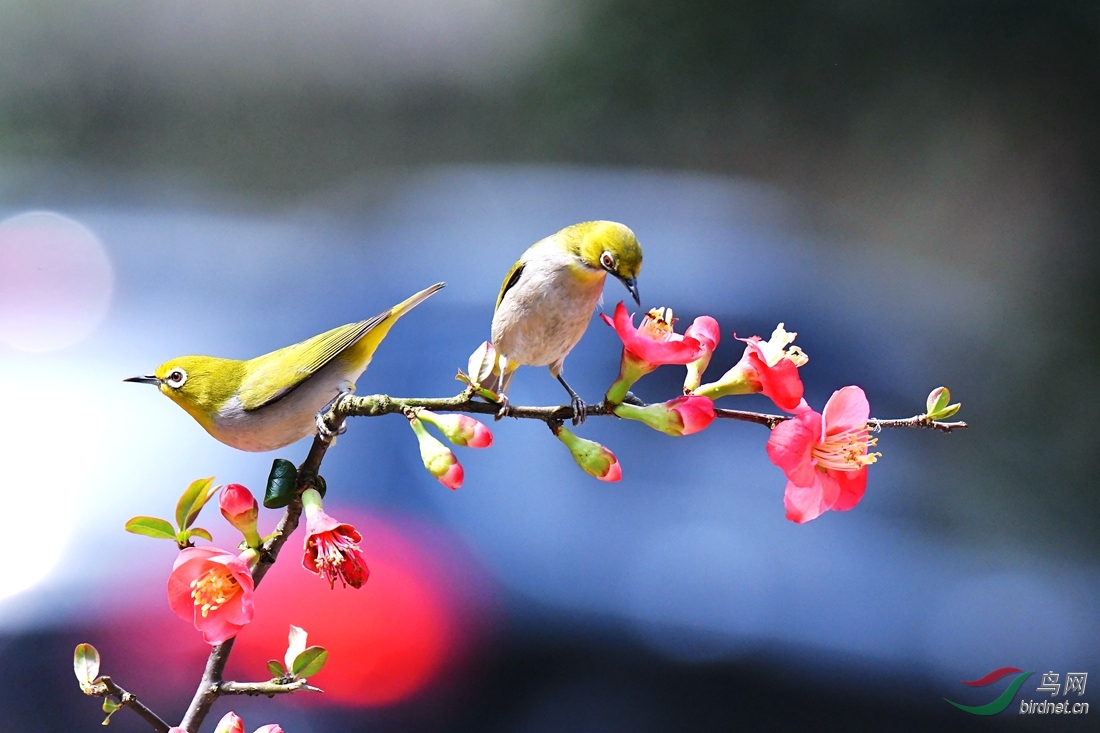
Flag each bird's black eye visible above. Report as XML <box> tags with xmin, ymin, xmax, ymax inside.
<box><xmin>600</xmin><ymin>251</ymin><xmax>615</xmax><ymax>270</ymax></box>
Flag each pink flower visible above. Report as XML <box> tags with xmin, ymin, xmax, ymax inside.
<box><xmin>683</xmin><ymin>316</ymin><xmax>721</xmax><ymax>392</ymax></box>
<box><xmin>555</xmin><ymin>426</ymin><xmax>622</xmax><ymax>481</ymax></box>
<box><xmin>219</xmin><ymin>483</ymin><xmax>261</xmax><ymax>547</ymax></box>
<box><xmin>694</xmin><ymin>323</ymin><xmax>807</xmax><ymax>412</ymax></box>
<box><xmin>301</xmin><ymin>489</ymin><xmax>370</xmax><ymax>589</ymax></box>
<box><xmin>765</xmin><ymin>386</ymin><xmax>881</xmax><ymax>523</ymax></box>
<box><xmin>167</xmin><ymin>547</ymin><xmax>255</xmax><ymax>645</ymax></box>
<box><xmin>613</xmin><ymin>395</ymin><xmax>716</xmax><ymax>436</ymax></box>
<box><xmin>417</xmin><ymin>410</ymin><xmax>493</xmax><ymax>448</ymax></box>
<box><xmin>602</xmin><ymin>303</ymin><xmax>709</xmax><ymax>403</ymax></box>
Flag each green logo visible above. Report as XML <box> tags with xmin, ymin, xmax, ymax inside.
<box><xmin>945</xmin><ymin>667</ymin><xmax>1033</xmax><ymax>715</ymax></box>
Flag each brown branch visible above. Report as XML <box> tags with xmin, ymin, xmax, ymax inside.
<box><xmin>87</xmin><ymin>676</ymin><xmax>171</xmax><ymax>733</ymax></box>
<box><xmin>335</xmin><ymin>391</ymin><xmax>967</xmax><ymax>432</ymax></box>
<box><xmin>179</xmin><ymin>435</ymin><xmax>328</xmax><ymax>732</ymax></box>
<box><xmin>218</xmin><ymin>679</ymin><xmax>323</xmax><ymax>697</ymax></box>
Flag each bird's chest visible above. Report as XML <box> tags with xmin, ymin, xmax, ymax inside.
<box><xmin>491</xmin><ymin>263</ymin><xmax>604</xmax><ymax>367</ymax></box>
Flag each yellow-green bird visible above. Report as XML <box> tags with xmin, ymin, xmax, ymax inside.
<box><xmin>125</xmin><ymin>282</ymin><xmax>445</xmax><ymax>452</ymax></box>
<box><xmin>487</xmin><ymin>220</ymin><xmax>642</xmax><ymax>422</ymax></box>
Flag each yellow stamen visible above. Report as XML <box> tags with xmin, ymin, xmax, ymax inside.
<box><xmin>812</xmin><ymin>425</ymin><xmax>881</xmax><ymax>472</ymax></box>
<box><xmin>640</xmin><ymin>307</ymin><xmax>676</xmax><ymax>337</ymax></box>
<box><xmin>190</xmin><ymin>566</ymin><xmax>241</xmax><ymax>618</ymax></box>
<box><xmin>756</xmin><ymin>323</ymin><xmax>809</xmax><ymax>367</ymax></box>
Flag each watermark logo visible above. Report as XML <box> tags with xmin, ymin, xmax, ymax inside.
<box><xmin>946</xmin><ymin>667</ymin><xmax>1089</xmax><ymax>716</ymax></box>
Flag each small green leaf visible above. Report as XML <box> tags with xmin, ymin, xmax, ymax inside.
<box><xmin>176</xmin><ymin>477</ymin><xmax>217</xmax><ymax>530</ymax></box>
<box><xmin>291</xmin><ymin>646</ymin><xmax>328</xmax><ymax>678</ymax></box>
<box><xmin>926</xmin><ymin>387</ymin><xmax>951</xmax><ymax>416</ymax></box>
<box><xmin>930</xmin><ymin>402</ymin><xmax>962</xmax><ymax>420</ymax></box>
<box><xmin>74</xmin><ymin>643</ymin><xmax>100</xmax><ymax>690</ymax></box>
<box><xmin>185</xmin><ymin>527</ymin><xmax>213</xmax><ymax>543</ymax></box>
<box><xmin>124</xmin><ymin>516</ymin><xmax>178</xmax><ymax>541</ymax></box>
<box><xmin>102</xmin><ymin>696</ymin><xmax>121</xmax><ymax>725</ymax></box>
<box><xmin>264</xmin><ymin>459</ymin><xmax>298</xmax><ymax>509</ymax></box>
<box><xmin>267</xmin><ymin>659</ymin><xmax>287</xmax><ymax>678</ymax></box>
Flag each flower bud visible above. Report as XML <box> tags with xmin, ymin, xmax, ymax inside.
<box><xmin>417</xmin><ymin>410</ymin><xmax>493</xmax><ymax>448</ymax></box>
<box><xmin>683</xmin><ymin>316</ymin><xmax>721</xmax><ymax>392</ymax></box>
<box><xmin>554</xmin><ymin>426</ymin><xmax>621</xmax><ymax>481</ymax></box>
<box><xmin>613</xmin><ymin>395</ymin><xmax>716</xmax><ymax>436</ymax></box>
<box><xmin>219</xmin><ymin>484</ymin><xmax>261</xmax><ymax>548</ymax></box>
<box><xmin>214</xmin><ymin>712</ymin><xmax>245</xmax><ymax>733</ymax></box>
<box><xmin>409</xmin><ymin>417</ymin><xmax>464</xmax><ymax>489</ymax></box>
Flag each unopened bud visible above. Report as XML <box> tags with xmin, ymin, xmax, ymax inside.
<box><xmin>409</xmin><ymin>417</ymin><xmax>464</xmax><ymax>489</ymax></box>
<box><xmin>554</xmin><ymin>426</ymin><xmax>621</xmax><ymax>481</ymax></box>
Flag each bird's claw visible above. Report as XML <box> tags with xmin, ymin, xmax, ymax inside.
<box><xmin>571</xmin><ymin>395</ymin><xmax>587</xmax><ymax>425</ymax></box>
<box><xmin>495</xmin><ymin>394</ymin><xmax>511</xmax><ymax>421</ymax></box>
<box><xmin>315</xmin><ymin>393</ymin><xmax>349</xmax><ymax>442</ymax></box>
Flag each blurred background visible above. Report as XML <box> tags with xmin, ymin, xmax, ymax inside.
<box><xmin>1</xmin><ymin>1</ymin><xmax>1097</xmax><ymax>730</ymax></box>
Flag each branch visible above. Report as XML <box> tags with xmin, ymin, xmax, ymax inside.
<box><xmin>334</xmin><ymin>391</ymin><xmax>967</xmax><ymax>431</ymax></box>
<box><xmin>218</xmin><ymin>679</ymin><xmax>323</xmax><ymax>697</ymax></box>
<box><xmin>179</xmin><ymin>435</ymin><xmax>328</xmax><ymax>732</ymax></box>
<box><xmin>88</xmin><ymin>676</ymin><xmax>171</xmax><ymax>733</ymax></box>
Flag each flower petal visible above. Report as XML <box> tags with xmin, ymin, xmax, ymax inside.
<box><xmin>821</xmin><ymin>386</ymin><xmax>870</xmax><ymax>436</ymax></box>
<box><xmin>766</xmin><ymin>411</ymin><xmax>821</xmax><ymax>483</ymax></box>
<box><xmin>782</xmin><ymin>474</ymin><xmax>828</xmax><ymax>524</ymax></box>
<box><xmin>829</xmin><ymin>467</ymin><xmax>868</xmax><ymax>511</ymax></box>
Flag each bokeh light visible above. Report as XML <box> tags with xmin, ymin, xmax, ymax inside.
<box><xmin>0</xmin><ymin>211</ymin><xmax>114</xmax><ymax>353</ymax></box>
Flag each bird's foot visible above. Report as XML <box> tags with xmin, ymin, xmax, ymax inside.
<box><xmin>315</xmin><ymin>393</ymin><xmax>350</xmax><ymax>442</ymax></box>
<box><xmin>570</xmin><ymin>395</ymin><xmax>587</xmax><ymax>425</ymax></box>
<box><xmin>495</xmin><ymin>394</ymin><xmax>512</xmax><ymax>421</ymax></box>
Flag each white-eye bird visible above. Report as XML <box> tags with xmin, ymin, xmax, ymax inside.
<box><xmin>125</xmin><ymin>282</ymin><xmax>445</xmax><ymax>452</ymax></box>
<box><xmin>486</xmin><ymin>220</ymin><xmax>642</xmax><ymax>422</ymax></box>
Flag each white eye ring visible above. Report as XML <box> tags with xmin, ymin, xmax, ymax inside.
<box><xmin>165</xmin><ymin>369</ymin><xmax>187</xmax><ymax>389</ymax></box>
<box><xmin>600</xmin><ymin>251</ymin><xmax>615</xmax><ymax>269</ymax></box>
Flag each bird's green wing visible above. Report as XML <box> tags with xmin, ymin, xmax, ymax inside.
<box><xmin>495</xmin><ymin>261</ymin><xmax>525</xmax><ymax>311</ymax></box>
<box><xmin>237</xmin><ymin>312</ymin><xmax>389</xmax><ymax>411</ymax></box>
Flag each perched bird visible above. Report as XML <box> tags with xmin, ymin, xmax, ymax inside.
<box><xmin>487</xmin><ymin>220</ymin><xmax>642</xmax><ymax>422</ymax></box>
<box><xmin>126</xmin><ymin>283</ymin><xmax>445</xmax><ymax>452</ymax></box>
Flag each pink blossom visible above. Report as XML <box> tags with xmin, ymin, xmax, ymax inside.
<box><xmin>301</xmin><ymin>489</ymin><xmax>370</xmax><ymax>589</ymax></box>
<box><xmin>695</xmin><ymin>323</ymin><xmax>807</xmax><ymax>412</ymax></box>
<box><xmin>167</xmin><ymin>548</ymin><xmax>255</xmax><ymax>644</ymax></box>
<box><xmin>765</xmin><ymin>386</ymin><xmax>880</xmax><ymax>523</ymax></box>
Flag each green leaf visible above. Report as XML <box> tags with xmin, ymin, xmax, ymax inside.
<box><xmin>291</xmin><ymin>646</ymin><xmax>328</xmax><ymax>678</ymax></box>
<box><xmin>176</xmin><ymin>477</ymin><xmax>217</xmax><ymax>530</ymax></box>
<box><xmin>926</xmin><ymin>387</ymin><xmax>950</xmax><ymax>416</ymax></box>
<box><xmin>264</xmin><ymin>459</ymin><xmax>298</xmax><ymax>509</ymax></box>
<box><xmin>124</xmin><ymin>516</ymin><xmax>178</xmax><ymax>541</ymax></box>
<box><xmin>186</xmin><ymin>527</ymin><xmax>213</xmax><ymax>543</ymax></box>
<box><xmin>930</xmin><ymin>402</ymin><xmax>962</xmax><ymax>420</ymax></box>
<box><xmin>102</xmin><ymin>696</ymin><xmax>121</xmax><ymax>725</ymax></box>
<box><xmin>267</xmin><ymin>659</ymin><xmax>287</xmax><ymax>678</ymax></box>
<box><xmin>74</xmin><ymin>643</ymin><xmax>100</xmax><ymax>690</ymax></box>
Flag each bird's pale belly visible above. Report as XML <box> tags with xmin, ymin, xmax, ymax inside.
<box><xmin>210</xmin><ymin>365</ymin><xmax>359</xmax><ymax>452</ymax></box>
<box><xmin>492</xmin><ymin>275</ymin><xmax>604</xmax><ymax>370</ymax></box>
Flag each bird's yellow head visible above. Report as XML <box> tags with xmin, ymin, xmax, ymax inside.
<box><xmin>125</xmin><ymin>355</ymin><xmax>244</xmax><ymax>429</ymax></box>
<box><xmin>567</xmin><ymin>220</ymin><xmax>643</xmax><ymax>305</ymax></box>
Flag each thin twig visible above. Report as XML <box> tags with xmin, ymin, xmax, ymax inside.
<box><xmin>218</xmin><ymin>679</ymin><xmax>323</xmax><ymax>696</ymax></box>
<box><xmin>88</xmin><ymin>676</ymin><xmax>171</xmax><ymax>733</ymax></box>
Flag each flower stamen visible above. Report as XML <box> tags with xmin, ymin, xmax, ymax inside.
<box><xmin>190</xmin><ymin>567</ymin><xmax>241</xmax><ymax>618</ymax></box>
<box><xmin>813</xmin><ymin>425</ymin><xmax>882</xmax><ymax>472</ymax></box>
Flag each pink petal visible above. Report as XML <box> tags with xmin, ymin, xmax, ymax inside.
<box><xmin>829</xmin><ymin>467</ymin><xmax>868</xmax><ymax>511</ymax></box>
<box><xmin>684</xmin><ymin>316</ymin><xmax>721</xmax><ymax>350</ymax></box>
<box><xmin>466</xmin><ymin>420</ymin><xmax>493</xmax><ymax>448</ymax></box>
<box><xmin>599</xmin><ymin>456</ymin><xmax>622</xmax><ymax>482</ymax></box>
<box><xmin>749</xmin><ymin>351</ymin><xmax>805</xmax><ymax>413</ymax></box>
<box><xmin>783</xmin><ymin>475</ymin><xmax>828</xmax><ymax>523</ymax></box>
<box><xmin>821</xmin><ymin>386</ymin><xmax>870</xmax><ymax>436</ymax></box>
<box><xmin>439</xmin><ymin>461</ymin><xmax>464</xmax><ymax>490</ymax></box>
<box><xmin>608</xmin><ymin>302</ymin><xmax>706</xmax><ymax>366</ymax></box>
<box><xmin>766</xmin><ymin>411</ymin><xmax>821</xmax><ymax>482</ymax></box>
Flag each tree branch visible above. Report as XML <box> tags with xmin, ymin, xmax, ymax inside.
<box><xmin>88</xmin><ymin>676</ymin><xmax>171</xmax><ymax>733</ymax></box>
<box><xmin>179</xmin><ymin>435</ymin><xmax>328</xmax><ymax>732</ymax></box>
<box><xmin>333</xmin><ymin>391</ymin><xmax>968</xmax><ymax>432</ymax></box>
<box><xmin>218</xmin><ymin>679</ymin><xmax>323</xmax><ymax>697</ymax></box>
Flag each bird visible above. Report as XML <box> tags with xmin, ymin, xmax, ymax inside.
<box><xmin>125</xmin><ymin>282</ymin><xmax>445</xmax><ymax>452</ymax></box>
<box><xmin>486</xmin><ymin>220</ymin><xmax>642</xmax><ymax>423</ymax></box>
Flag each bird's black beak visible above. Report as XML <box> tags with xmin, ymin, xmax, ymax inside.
<box><xmin>619</xmin><ymin>277</ymin><xmax>640</xmax><ymax>306</ymax></box>
<box><xmin>124</xmin><ymin>375</ymin><xmax>160</xmax><ymax>386</ymax></box>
